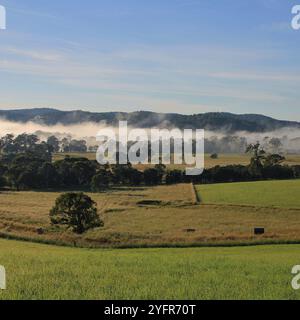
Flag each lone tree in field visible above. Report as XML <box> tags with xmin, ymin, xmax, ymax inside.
<box><xmin>50</xmin><ymin>192</ymin><xmax>103</xmax><ymax>234</ymax></box>
<box><xmin>246</xmin><ymin>142</ymin><xmax>286</xmax><ymax>175</ymax></box>
<box><xmin>246</xmin><ymin>142</ymin><xmax>266</xmax><ymax>177</ymax></box>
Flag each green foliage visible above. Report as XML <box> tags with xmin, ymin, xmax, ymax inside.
<box><xmin>0</xmin><ymin>176</ymin><xmax>5</xmax><ymax>188</ymax></box>
<box><xmin>91</xmin><ymin>170</ymin><xmax>111</xmax><ymax>192</ymax></box>
<box><xmin>246</xmin><ymin>142</ymin><xmax>266</xmax><ymax>177</ymax></box>
<box><xmin>154</xmin><ymin>164</ymin><xmax>166</xmax><ymax>175</ymax></box>
<box><xmin>60</xmin><ymin>138</ymin><xmax>87</xmax><ymax>153</ymax></box>
<box><xmin>246</xmin><ymin>143</ymin><xmax>287</xmax><ymax>179</ymax></box>
<box><xmin>7</xmin><ymin>153</ymin><xmax>46</xmax><ymax>190</ymax></box>
<box><xmin>38</xmin><ymin>162</ymin><xmax>61</xmax><ymax>188</ymax></box>
<box><xmin>264</xmin><ymin>154</ymin><xmax>285</xmax><ymax>167</ymax></box>
<box><xmin>0</xmin><ymin>132</ymin><xmax>298</xmax><ymax>191</ymax></box>
<box><xmin>54</xmin><ymin>157</ymin><xmax>97</xmax><ymax>187</ymax></box>
<box><xmin>165</xmin><ymin>169</ymin><xmax>183</xmax><ymax>184</ymax></box>
<box><xmin>143</xmin><ymin>168</ymin><xmax>162</xmax><ymax>185</ymax></box>
<box><xmin>0</xmin><ymin>164</ymin><xmax>7</xmax><ymax>188</ymax></box>
<box><xmin>111</xmin><ymin>164</ymin><xmax>143</xmax><ymax>185</ymax></box>
<box><xmin>0</xmin><ymin>133</ymin><xmax>52</xmax><ymax>161</ymax></box>
<box><xmin>47</xmin><ymin>136</ymin><xmax>60</xmax><ymax>153</ymax></box>
<box><xmin>50</xmin><ymin>192</ymin><xmax>103</xmax><ymax>234</ymax></box>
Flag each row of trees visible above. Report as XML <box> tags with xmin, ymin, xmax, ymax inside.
<box><xmin>0</xmin><ymin>152</ymin><xmax>169</xmax><ymax>190</ymax></box>
<box><xmin>0</xmin><ymin>134</ymin><xmax>52</xmax><ymax>161</ymax></box>
<box><xmin>47</xmin><ymin>136</ymin><xmax>88</xmax><ymax>153</ymax></box>
<box><xmin>0</xmin><ymin>133</ymin><xmax>88</xmax><ymax>155</ymax></box>
<box><xmin>44</xmin><ymin>134</ymin><xmax>297</xmax><ymax>155</ymax></box>
<box><xmin>1</xmin><ymin>152</ymin><xmax>299</xmax><ymax>191</ymax></box>
<box><xmin>0</xmin><ymin>132</ymin><xmax>299</xmax><ymax>191</ymax></box>
<box><xmin>1</xmin><ymin>133</ymin><xmax>289</xmax><ymax>156</ymax></box>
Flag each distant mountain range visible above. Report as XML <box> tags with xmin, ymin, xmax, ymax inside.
<box><xmin>0</xmin><ymin>108</ymin><xmax>300</xmax><ymax>133</ymax></box>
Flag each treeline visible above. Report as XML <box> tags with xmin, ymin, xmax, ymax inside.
<box><xmin>0</xmin><ymin>134</ymin><xmax>299</xmax><ymax>191</ymax></box>
<box><xmin>1</xmin><ymin>132</ymin><xmax>292</xmax><ymax>155</ymax></box>
<box><xmin>0</xmin><ymin>152</ymin><xmax>165</xmax><ymax>190</ymax></box>
<box><xmin>205</xmin><ymin>136</ymin><xmax>285</xmax><ymax>154</ymax></box>
<box><xmin>190</xmin><ymin>164</ymin><xmax>300</xmax><ymax>184</ymax></box>
<box><xmin>0</xmin><ymin>134</ymin><xmax>164</xmax><ymax>190</ymax></box>
<box><xmin>1</xmin><ymin>153</ymin><xmax>299</xmax><ymax>191</ymax></box>
<box><xmin>38</xmin><ymin>135</ymin><xmax>295</xmax><ymax>154</ymax></box>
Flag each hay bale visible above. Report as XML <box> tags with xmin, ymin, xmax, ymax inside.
<box><xmin>254</xmin><ymin>227</ymin><xmax>265</xmax><ymax>235</ymax></box>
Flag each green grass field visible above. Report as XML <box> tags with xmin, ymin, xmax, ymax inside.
<box><xmin>1</xmin><ymin>155</ymin><xmax>299</xmax><ymax>300</ymax></box>
<box><xmin>1</xmin><ymin>171</ymin><xmax>300</xmax><ymax>300</ymax></box>
<box><xmin>196</xmin><ymin>179</ymin><xmax>300</xmax><ymax>208</ymax></box>
<box><xmin>0</xmin><ymin>239</ymin><xmax>299</xmax><ymax>300</ymax></box>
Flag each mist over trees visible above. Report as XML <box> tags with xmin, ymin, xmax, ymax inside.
<box><xmin>1</xmin><ymin>109</ymin><xmax>300</xmax><ymax>133</ymax></box>
<box><xmin>0</xmin><ymin>133</ymin><xmax>300</xmax><ymax>192</ymax></box>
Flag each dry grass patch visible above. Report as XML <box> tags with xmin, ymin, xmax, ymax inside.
<box><xmin>53</xmin><ymin>153</ymin><xmax>300</xmax><ymax>169</ymax></box>
<box><xmin>1</xmin><ymin>181</ymin><xmax>300</xmax><ymax>247</ymax></box>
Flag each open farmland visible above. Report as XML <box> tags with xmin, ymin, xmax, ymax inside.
<box><xmin>53</xmin><ymin>153</ymin><xmax>300</xmax><ymax>169</ymax></box>
<box><xmin>0</xmin><ymin>180</ymin><xmax>300</xmax><ymax>247</ymax></box>
<box><xmin>196</xmin><ymin>180</ymin><xmax>300</xmax><ymax>208</ymax></box>
<box><xmin>0</xmin><ymin>239</ymin><xmax>299</xmax><ymax>300</ymax></box>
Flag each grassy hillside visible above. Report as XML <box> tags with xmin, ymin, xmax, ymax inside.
<box><xmin>0</xmin><ymin>239</ymin><xmax>299</xmax><ymax>300</ymax></box>
<box><xmin>196</xmin><ymin>180</ymin><xmax>300</xmax><ymax>208</ymax></box>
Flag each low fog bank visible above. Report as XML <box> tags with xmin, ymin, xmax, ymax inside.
<box><xmin>0</xmin><ymin>119</ymin><xmax>108</xmax><ymax>139</ymax></box>
<box><xmin>0</xmin><ymin>118</ymin><xmax>300</xmax><ymax>154</ymax></box>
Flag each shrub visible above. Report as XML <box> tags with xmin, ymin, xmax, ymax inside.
<box><xmin>262</xmin><ymin>165</ymin><xmax>294</xmax><ymax>180</ymax></box>
<box><xmin>143</xmin><ymin>168</ymin><xmax>162</xmax><ymax>185</ymax></box>
<box><xmin>166</xmin><ymin>169</ymin><xmax>183</xmax><ymax>184</ymax></box>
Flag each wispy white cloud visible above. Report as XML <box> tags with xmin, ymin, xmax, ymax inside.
<box><xmin>0</xmin><ymin>39</ymin><xmax>298</xmax><ymax>117</ymax></box>
<box><xmin>8</xmin><ymin>5</ymin><xmax>59</xmax><ymax>20</ymax></box>
<box><xmin>1</xmin><ymin>47</ymin><xmax>63</xmax><ymax>62</ymax></box>
<box><xmin>59</xmin><ymin>78</ymin><xmax>287</xmax><ymax>103</ymax></box>
<box><xmin>209</xmin><ymin>71</ymin><xmax>300</xmax><ymax>82</ymax></box>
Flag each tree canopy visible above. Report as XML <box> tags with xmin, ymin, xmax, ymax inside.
<box><xmin>50</xmin><ymin>192</ymin><xmax>103</xmax><ymax>234</ymax></box>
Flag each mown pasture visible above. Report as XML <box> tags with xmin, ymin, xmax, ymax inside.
<box><xmin>196</xmin><ymin>179</ymin><xmax>300</xmax><ymax>208</ymax></box>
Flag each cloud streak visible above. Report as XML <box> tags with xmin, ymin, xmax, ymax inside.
<box><xmin>1</xmin><ymin>47</ymin><xmax>63</xmax><ymax>62</ymax></box>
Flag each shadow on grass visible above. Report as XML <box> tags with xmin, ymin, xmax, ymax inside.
<box><xmin>2</xmin><ymin>231</ymin><xmax>300</xmax><ymax>251</ymax></box>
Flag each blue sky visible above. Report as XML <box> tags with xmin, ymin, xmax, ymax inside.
<box><xmin>0</xmin><ymin>0</ymin><xmax>300</xmax><ymax>120</ymax></box>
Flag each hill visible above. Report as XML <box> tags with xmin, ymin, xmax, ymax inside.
<box><xmin>0</xmin><ymin>108</ymin><xmax>300</xmax><ymax>133</ymax></box>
